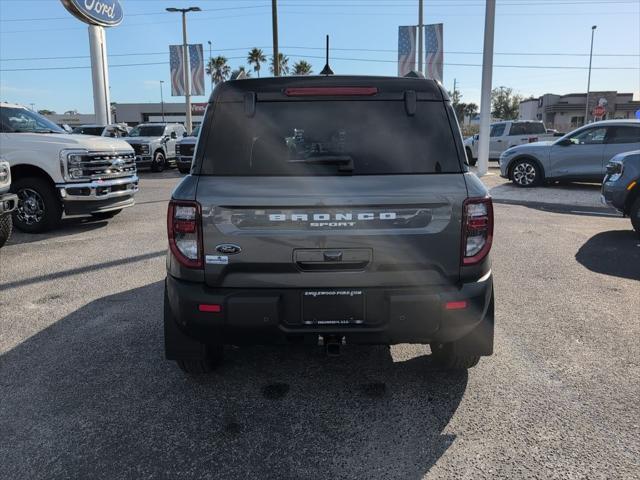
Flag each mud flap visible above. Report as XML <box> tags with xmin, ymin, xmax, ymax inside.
<box><xmin>450</xmin><ymin>292</ymin><xmax>494</xmax><ymax>356</ymax></box>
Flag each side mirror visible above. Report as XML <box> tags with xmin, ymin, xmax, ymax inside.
<box><xmin>474</xmin><ymin>134</ymin><xmax>479</xmax><ymax>141</ymax></box>
<box><xmin>183</xmin><ymin>131</ymin><xmax>188</xmax><ymax>137</ymax></box>
<box><xmin>556</xmin><ymin>138</ymin><xmax>572</xmax><ymax>146</ymax></box>
<box><xmin>170</xmin><ymin>132</ymin><xmax>177</xmax><ymax>140</ymax></box>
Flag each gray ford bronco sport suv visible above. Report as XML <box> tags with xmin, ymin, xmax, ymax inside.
<box><xmin>165</xmin><ymin>76</ymin><xmax>495</xmax><ymax>374</ymax></box>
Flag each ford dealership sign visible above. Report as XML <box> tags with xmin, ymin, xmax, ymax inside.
<box><xmin>61</xmin><ymin>0</ymin><xmax>123</xmax><ymax>27</ymax></box>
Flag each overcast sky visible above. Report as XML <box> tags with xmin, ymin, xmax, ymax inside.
<box><xmin>1</xmin><ymin>0</ymin><xmax>639</xmax><ymax>113</ymax></box>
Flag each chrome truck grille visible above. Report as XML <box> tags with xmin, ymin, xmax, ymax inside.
<box><xmin>63</xmin><ymin>151</ymin><xmax>137</xmax><ymax>181</ymax></box>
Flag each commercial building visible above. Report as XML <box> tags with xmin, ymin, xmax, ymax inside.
<box><xmin>113</xmin><ymin>102</ymin><xmax>207</xmax><ymax>127</ymax></box>
<box><xmin>519</xmin><ymin>91</ymin><xmax>640</xmax><ymax>130</ymax></box>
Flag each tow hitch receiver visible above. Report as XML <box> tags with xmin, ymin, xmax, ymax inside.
<box><xmin>319</xmin><ymin>335</ymin><xmax>346</xmax><ymax>356</ymax></box>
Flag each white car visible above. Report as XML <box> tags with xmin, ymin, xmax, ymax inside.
<box><xmin>72</xmin><ymin>124</ymin><xmax>130</xmax><ymax>138</ymax></box>
<box><xmin>464</xmin><ymin>120</ymin><xmax>555</xmax><ymax>165</ymax></box>
<box><xmin>0</xmin><ymin>103</ymin><xmax>139</xmax><ymax>233</ymax></box>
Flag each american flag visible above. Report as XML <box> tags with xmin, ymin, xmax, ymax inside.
<box><xmin>425</xmin><ymin>23</ymin><xmax>444</xmax><ymax>82</ymax></box>
<box><xmin>189</xmin><ymin>44</ymin><xmax>205</xmax><ymax>96</ymax></box>
<box><xmin>397</xmin><ymin>26</ymin><xmax>417</xmax><ymax>77</ymax></box>
<box><xmin>170</xmin><ymin>45</ymin><xmax>185</xmax><ymax>96</ymax></box>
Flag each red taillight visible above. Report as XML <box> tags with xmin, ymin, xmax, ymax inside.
<box><xmin>168</xmin><ymin>200</ymin><xmax>203</xmax><ymax>269</ymax></box>
<box><xmin>199</xmin><ymin>304</ymin><xmax>222</xmax><ymax>313</ymax></box>
<box><xmin>462</xmin><ymin>197</ymin><xmax>493</xmax><ymax>266</ymax></box>
<box><xmin>284</xmin><ymin>87</ymin><xmax>378</xmax><ymax>97</ymax></box>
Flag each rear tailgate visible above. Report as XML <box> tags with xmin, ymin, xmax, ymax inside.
<box><xmin>197</xmin><ymin>174</ymin><xmax>466</xmax><ymax>289</ymax></box>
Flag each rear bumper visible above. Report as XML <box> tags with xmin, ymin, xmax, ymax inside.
<box><xmin>164</xmin><ymin>272</ymin><xmax>494</xmax><ymax>354</ymax></box>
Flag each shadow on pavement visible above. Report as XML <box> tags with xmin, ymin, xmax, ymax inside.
<box><xmin>576</xmin><ymin>230</ymin><xmax>640</xmax><ymax>281</ymax></box>
<box><xmin>7</xmin><ymin>216</ymin><xmax>109</xmax><ymax>246</ymax></box>
<box><xmin>0</xmin><ymin>282</ymin><xmax>468</xmax><ymax>479</ymax></box>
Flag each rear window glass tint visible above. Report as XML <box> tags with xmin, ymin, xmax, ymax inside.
<box><xmin>608</xmin><ymin>126</ymin><xmax>640</xmax><ymax>144</ymax></box>
<box><xmin>510</xmin><ymin>122</ymin><xmax>546</xmax><ymax>135</ymax></box>
<box><xmin>199</xmin><ymin>100</ymin><xmax>461</xmax><ymax>176</ymax></box>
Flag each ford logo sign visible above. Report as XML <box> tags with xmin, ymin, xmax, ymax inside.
<box><xmin>61</xmin><ymin>0</ymin><xmax>124</xmax><ymax>27</ymax></box>
<box><xmin>215</xmin><ymin>244</ymin><xmax>242</xmax><ymax>255</ymax></box>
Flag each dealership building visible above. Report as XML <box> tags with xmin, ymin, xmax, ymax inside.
<box><xmin>519</xmin><ymin>91</ymin><xmax>640</xmax><ymax>129</ymax></box>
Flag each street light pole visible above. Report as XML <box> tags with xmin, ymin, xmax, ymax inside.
<box><xmin>272</xmin><ymin>0</ymin><xmax>279</xmax><ymax>76</ymax></box>
<box><xmin>160</xmin><ymin>80</ymin><xmax>165</xmax><ymax>123</ymax></box>
<box><xmin>584</xmin><ymin>25</ymin><xmax>597</xmax><ymax>125</ymax></box>
<box><xmin>208</xmin><ymin>40</ymin><xmax>213</xmax><ymax>94</ymax></box>
<box><xmin>166</xmin><ymin>6</ymin><xmax>201</xmax><ymax>133</ymax></box>
<box><xmin>417</xmin><ymin>0</ymin><xmax>424</xmax><ymax>74</ymax></box>
<box><xmin>476</xmin><ymin>0</ymin><xmax>496</xmax><ymax>177</ymax></box>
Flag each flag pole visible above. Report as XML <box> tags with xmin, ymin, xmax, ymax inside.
<box><xmin>417</xmin><ymin>0</ymin><xmax>424</xmax><ymax>74</ymax></box>
<box><xmin>476</xmin><ymin>0</ymin><xmax>496</xmax><ymax>177</ymax></box>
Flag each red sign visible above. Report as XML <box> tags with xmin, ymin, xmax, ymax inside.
<box><xmin>191</xmin><ymin>103</ymin><xmax>207</xmax><ymax>115</ymax></box>
<box><xmin>592</xmin><ymin>105</ymin><xmax>606</xmax><ymax>117</ymax></box>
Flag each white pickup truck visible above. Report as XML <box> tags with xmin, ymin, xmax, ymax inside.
<box><xmin>464</xmin><ymin>120</ymin><xmax>556</xmax><ymax>165</ymax></box>
<box><xmin>0</xmin><ymin>103</ymin><xmax>139</xmax><ymax>233</ymax></box>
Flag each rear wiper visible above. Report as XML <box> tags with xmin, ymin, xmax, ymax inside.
<box><xmin>288</xmin><ymin>155</ymin><xmax>354</xmax><ymax>172</ymax></box>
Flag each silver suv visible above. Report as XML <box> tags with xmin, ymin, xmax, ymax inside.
<box><xmin>124</xmin><ymin>123</ymin><xmax>186</xmax><ymax>172</ymax></box>
<box><xmin>164</xmin><ymin>76</ymin><xmax>495</xmax><ymax>374</ymax></box>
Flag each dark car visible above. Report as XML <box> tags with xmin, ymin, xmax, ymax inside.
<box><xmin>602</xmin><ymin>149</ymin><xmax>640</xmax><ymax>237</ymax></box>
<box><xmin>164</xmin><ymin>75</ymin><xmax>495</xmax><ymax>374</ymax></box>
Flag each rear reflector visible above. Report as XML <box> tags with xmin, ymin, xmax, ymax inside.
<box><xmin>199</xmin><ymin>304</ymin><xmax>222</xmax><ymax>313</ymax></box>
<box><xmin>284</xmin><ymin>87</ymin><xmax>378</xmax><ymax>97</ymax></box>
<box><xmin>445</xmin><ymin>301</ymin><xmax>468</xmax><ymax>310</ymax></box>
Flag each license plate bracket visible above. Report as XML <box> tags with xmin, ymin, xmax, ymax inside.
<box><xmin>302</xmin><ymin>290</ymin><xmax>365</xmax><ymax>326</ymax></box>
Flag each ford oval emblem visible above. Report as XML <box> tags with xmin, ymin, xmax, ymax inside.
<box><xmin>215</xmin><ymin>244</ymin><xmax>242</xmax><ymax>255</ymax></box>
<box><xmin>61</xmin><ymin>0</ymin><xmax>124</xmax><ymax>27</ymax></box>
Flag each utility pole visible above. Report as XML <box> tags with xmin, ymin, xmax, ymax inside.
<box><xmin>160</xmin><ymin>80</ymin><xmax>165</xmax><ymax>123</ymax></box>
<box><xmin>476</xmin><ymin>0</ymin><xmax>496</xmax><ymax>177</ymax></box>
<box><xmin>208</xmin><ymin>40</ymin><xmax>213</xmax><ymax>94</ymax></box>
<box><xmin>584</xmin><ymin>25</ymin><xmax>597</xmax><ymax>125</ymax></box>
<box><xmin>453</xmin><ymin>78</ymin><xmax>457</xmax><ymax>97</ymax></box>
<box><xmin>166</xmin><ymin>6</ymin><xmax>201</xmax><ymax>133</ymax></box>
<box><xmin>272</xmin><ymin>0</ymin><xmax>279</xmax><ymax>76</ymax></box>
<box><xmin>417</xmin><ymin>0</ymin><xmax>424</xmax><ymax>74</ymax></box>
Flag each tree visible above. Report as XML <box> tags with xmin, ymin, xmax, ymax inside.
<box><xmin>292</xmin><ymin>60</ymin><xmax>313</xmax><ymax>75</ymax></box>
<box><xmin>270</xmin><ymin>53</ymin><xmax>289</xmax><ymax>76</ymax></box>
<box><xmin>37</xmin><ymin>109</ymin><xmax>55</xmax><ymax>115</ymax></box>
<box><xmin>206</xmin><ymin>56</ymin><xmax>231</xmax><ymax>85</ymax></box>
<box><xmin>447</xmin><ymin>88</ymin><xmax>478</xmax><ymax>123</ymax></box>
<box><xmin>230</xmin><ymin>66</ymin><xmax>252</xmax><ymax>80</ymax></box>
<box><xmin>491</xmin><ymin>86</ymin><xmax>523</xmax><ymax>120</ymax></box>
<box><xmin>247</xmin><ymin>48</ymin><xmax>266</xmax><ymax>77</ymax></box>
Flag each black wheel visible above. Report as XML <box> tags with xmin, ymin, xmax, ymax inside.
<box><xmin>11</xmin><ymin>177</ymin><xmax>62</xmax><ymax>233</ymax></box>
<box><xmin>630</xmin><ymin>197</ymin><xmax>640</xmax><ymax>238</ymax></box>
<box><xmin>510</xmin><ymin>158</ymin><xmax>542</xmax><ymax>187</ymax></box>
<box><xmin>0</xmin><ymin>214</ymin><xmax>12</xmax><ymax>248</ymax></box>
<box><xmin>178</xmin><ymin>167</ymin><xmax>190</xmax><ymax>174</ymax></box>
<box><xmin>430</xmin><ymin>342</ymin><xmax>481</xmax><ymax>370</ymax></box>
<box><xmin>466</xmin><ymin>148</ymin><xmax>477</xmax><ymax>166</ymax></box>
<box><xmin>91</xmin><ymin>209</ymin><xmax>122</xmax><ymax>220</ymax></box>
<box><xmin>151</xmin><ymin>150</ymin><xmax>167</xmax><ymax>172</ymax></box>
<box><xmin>177</xmin><ymin>346</ymin><xmax>224</xmax><ymax>374</ymax></box>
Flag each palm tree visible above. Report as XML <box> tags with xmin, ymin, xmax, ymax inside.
<box><xmin>292</xmin><ymin>60</ymin><xmax>313</xmax><ymax>76</ymax></box>
<box><xmin>231</xmin><ymin>66</ymin><xmax>252</xmax><ymax>80</ymax></box>
<box><xmin>206</xmin><ymin>56</ymin><xmax>231</xmax><ymax>85</ymax></box>
<box><xmin>247</xmin><ymin>48</ymin><xmax>266</xmax><ymax>77</ymax></box>
<box><xmin>269</xmin><ymin>53</ymin><xmax>289</xmax><ymax>76</ymax></box>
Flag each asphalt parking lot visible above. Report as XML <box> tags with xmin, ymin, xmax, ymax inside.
<box><xmin>1</xmin><ymin>169</ymin><xmax>639</xmax><ymax>479</ymax></box>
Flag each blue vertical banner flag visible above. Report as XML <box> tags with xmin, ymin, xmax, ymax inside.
<box><xmin>397</xmin><ymin>26</ymin><xmax>417</xmax><ymax>76</ymax></box>
<box><xmin>425</xmin><ymin>23</ymin><xmax>444</xmax><ymax>82</ymax></box>
<box><xmin>169</xmin><ymin>45</ymin><xmax>185</xmax><ymax>96</ymax></box>
<box><xmin>189</xmin><ymin>44</ymin><xmax>205</xmax><ymax>96</ymax></box>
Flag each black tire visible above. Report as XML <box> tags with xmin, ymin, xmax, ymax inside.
<box><xmin>91</xmin><ymin>209</ymin><xmax>122</xmax><ymax>220</ymax></box>
<box><xmin>630</xmin><ymin>197</ymin><xmax>640</xmax><ymax>238</ymax></box>
<box><xmin>11</xmin><ymin>177</ymin><xmax>62</xmax><ymax>233</ymax></box>
<box><xmin>0</xmin><ymin>214</ymin><xmax>12</xmax><ymax>248</ymax></box>
<box><xmin>430</xmin><ymin>342</ymin><xmax>481</xmax><ymax>370</ymax></box>
<box><xmin>178</xmin><ymin>167</ymin><xmax>190</xmax><ymax>174</ymax></box>
<box><xmin>151</xmin><ymin>150</ymin><xmax>167</xmax><ymax>172</ymax></box>
<box><xmin>466</xmin><ymin>148</ymin><xmax>477</xmax><ymax>166</ymax></box>
<box><xmin>177</xmin><ymin>346</ymin><xmax>224</xmax><ymax>374</ymax></box>
<box><xmin>510</xmin><ymin>158</ymin><xmax>543</xmax><ymax>187</ymax></box>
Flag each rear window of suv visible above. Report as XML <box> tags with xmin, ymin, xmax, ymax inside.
<box><xmin>199</xmin><ymin>100</ymin><xmax>462</xmax><ymax>176</ymax></box>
